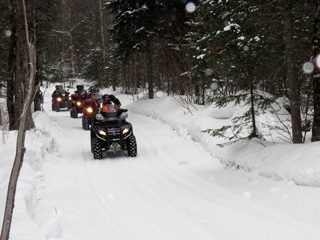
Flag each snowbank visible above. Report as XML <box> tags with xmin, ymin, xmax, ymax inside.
<box><xmin>0</xmin><ymin>111</ymin><xmax>63</xmax><ymax>239</ymax></box>
<box><xmin>127</xmin><ymin>92</ymin><xmax>320</xmax><ymax>188</ymax></box>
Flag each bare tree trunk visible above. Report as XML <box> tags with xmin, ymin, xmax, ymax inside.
<box><xmin>99</xmin><ymin>0</ymin><xmax>108</xmax><ymax>86</ymax></box>
<box><xmin>0</xmin><ymin>0</ymin><xmax>36</xmax><ymax>238</ymax></box>
<box><xmin>65</xmin><ymin>1</ymin><xmax>76</xmax><ymax>80</ymax></box>
<box><xmin>7</xmin><ymin>0</ymin><xmax>18</xmax><ymax>130</ymax></box>
<box><xmin>146</xmin><ymin>40</ymin><xmax>154</xmax><ymax>99</ymax></box>
<box><xmin>133</xmin><ymin>54</ymin><xmax>139</xmax><ymax>94</ymax></box>
<box><xmin>312</xmin><ymin>2</ymin><xmax>320</xmax><ymax>141</ymax></box>
<box><xmin>250</xmin><ymin>82</ymin><xmax>258</xmax><ymax>138</ymax></box>
<box><xmin>61</xmin><ymin>1</ymin><xmax>67</xmax><ymax>83</ymax></box>
<box><xmin>69</xmin><ymin>32</ymin><xmax>77</xmax><ymax>79</ymax></box>
<box><xmin>284</xmin><ymin>0</ymin><xmax>302</xmax><ymax>143</ymax></box>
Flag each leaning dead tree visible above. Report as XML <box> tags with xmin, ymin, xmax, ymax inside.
<box><xmin>0</xmin><ymin>0</ymin><xmax>36</xmax><ymax>239</ymax></box>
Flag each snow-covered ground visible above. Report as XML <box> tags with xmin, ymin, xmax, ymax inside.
<box><xmin>1</xmin><ymin>82</ymin><xmax>320</xmax><ymax>240</ymax></box>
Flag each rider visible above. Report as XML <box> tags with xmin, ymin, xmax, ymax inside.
<box><xmin>51</xmin><ymin>85</ymin><xmax>64</xmax><ymax>99</ymax></box>
<box><xmin>74</xmin><ymin>85</ymin><xmax>86</xmax><ymax>95</ymax></box>
<box><xmin>100</xmin><ymin>94</ymin><xmax>121</xmax><ymax>117</ymax></box>
<box><xmin>89</xmin><ymin>85</ymin><xmax>102</xmax><ymax>101</ymax></box>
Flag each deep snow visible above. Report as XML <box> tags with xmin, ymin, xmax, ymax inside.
<box><xmin>1</xmin><ymin>82</ymin><xmax>320</xmax><ymax>240</ymax></box>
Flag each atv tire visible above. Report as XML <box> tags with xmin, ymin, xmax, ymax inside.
<box><xmin>127</xmin><ymin>135</ymin><xmax>137</xmax><ymax>157</ymax></box>
<box><xmin>90</xmin><ymin>131</ymin><xmax>94</xmax><ymax>153</ymax></box>
<box><xmin>82</xmin><ymin>116</ymin><xmax>89</xmax><ymax>130</ymax></box>
<box><xmin>55</xmin><ymin>103</ymin><xmax>60</xmax><ymax>112</ymax></box>
<box><xmin>70</xmin><ymin>106</ymin><xmax>78</xmax><ymax>118</ymax></box>
<box><xmin>52</xmin><ymin>103</ymin><xmax>55</xmax><ymax>111</ymax></box>
<box><xmin>93</xmin><ymin>137</ymin><xmax>103</xmax><ymax>159</ymax></box>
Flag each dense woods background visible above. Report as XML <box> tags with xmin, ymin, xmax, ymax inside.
<box><xmin>1</xmin><ymin>0</ymin><xmax>320</xmax><ymax>143</ymax></box>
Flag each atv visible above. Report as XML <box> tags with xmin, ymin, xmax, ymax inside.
<box><xmin>51</xmin><ymin>91</ymin><xmax>70</xmax><ymax>112</ymax></box>
<box><xmin>82</xmin><ymin>99</ymin><xmax>100</xmax><ymax>130</ymax></box>
<box><xmin>90</xmin><ymin>103</ymin><xmax>137</xmax><ymax>159</ymax></box>
<box><xmin>70</xmin><ymin>91</ymin><xmax>90</xmax><ymax>118</ymax></box>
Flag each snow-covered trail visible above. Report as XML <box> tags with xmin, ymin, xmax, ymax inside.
<box><xmin>33</xmin><ymin>97</ymin><xmax>320</xmax><ymax>240</ymax></box>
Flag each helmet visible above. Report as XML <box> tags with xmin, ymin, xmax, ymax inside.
<box><xmin>89</xmin><ymin>85</ymin><xmax>99</xmax><ymax>92</ymax></box>
<box><xmin>102</xmin><ymin>94</ymin><xmax>111</xmax><ymax>105</ymax></box>
<box><xmin>76</xmin><ymin>85</ymin><xmax>85</xmax><ymax>95</ymax></box>
<box><xmin>76</xmin><ymin>85</ymin><xmax>84</xmax><ymax>90</ymax></box>
<box><xmin>91</xmin><ymin>91</ymin><xmax>101</xmax><ymax>100</ymax></box>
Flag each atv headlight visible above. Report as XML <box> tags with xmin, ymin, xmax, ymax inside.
<box><xmin>98</xmin><ymin>130</ymin><xmax>107</xmax><ymax>136</ymax></box>
<box><xmin>86</xmin><ymin>107</ymin><xmax>93</xmax><ymax>113</ymax></box>
<box><xmin>76</xmin><ymin>101</ymin><xmax>82</xmax><ymax>106</ymax></box>
<box><xmin>95</xmin><ymin>114</ymin><xmax>104</xmax><ymax>121</ymax></box>
<box><xmin>57</xmin><ymin>97</ymin><xmax>62</xmax><ymax>102</ymax></box>
<box><xmin>68</xmin><ymin>96</ymin><xmax>72</xmax><ymax>101</ymax></box>
<box><xmin>122</xmin><ymin>127</ymin><xmax>130</xmax><ymax>135</ymax></box>
<box><xmin>120</xmin><ymin>112</ymin><xmax>128</xmax><ymax>120</ymax></box>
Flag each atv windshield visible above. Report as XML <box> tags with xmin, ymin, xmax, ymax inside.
<box><xmin>101</xmin><ymin>103</ymin><xmax>120</xmax><ymax>119</ymax></box>
<box><xmin>91</xmin><ymin>91</ymin><xmax>101</xmax><ymax>100</ymax></box>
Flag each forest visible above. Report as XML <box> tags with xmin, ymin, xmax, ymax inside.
<box><xmin>1</xmin><ymin>0</ymin><xmax>320</xmax><ymax>144</ymax></box>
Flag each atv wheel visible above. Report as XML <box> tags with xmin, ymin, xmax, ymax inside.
<box><xmin>52</xmin><ymin>103</ymin><xmax>55</xmax><ymax>111</ymax></box>
<box><xmin>127</xmin><ymin>135</ymin><xmax>137</xmax><ymax>157</ymax></box>
<box><xmin>55</xmin><ymin>104</ymin><xmax>60</xmax><ymax>112</ymax></box>
<box><xmin>93</xmin><ymin>137</ymin><xmax>103</xmax><ymax>159</ymax></box>
<box><xmin>72</xmin><ymin>106</ymin><xmax>78</xmax><ymax>118</ymax></box>
<box><xmin>90</xmin><ymin>130</ymin><xmax>94</xmax><ymax>153</ymax></box>
<box><xmin>82</xmin><ymin>116</ymin><xmax>89</xmax><ymax>130</ymax></box>
<box><xmin>70</xmin><ymin>106</ymin><xmax>77</xmax><ymax>118</ymax></box>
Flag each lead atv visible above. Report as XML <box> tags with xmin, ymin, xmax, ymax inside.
<box><xmin>90</xmin><ymin>103</ymin><xmax>137</xmax><ymax>159</ymax></box>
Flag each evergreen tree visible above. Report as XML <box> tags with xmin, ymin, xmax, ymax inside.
<box><xmin>187</xmin><ymin>0</ymin><xmax>313</xmax><ymax>144</ymax></box>
<box><xmin>106</xmin><ymin>0</ymin><xmax>190</xmax><ymax>98</ymax></box>
<box><xmin>82</xmin><ymin>46</ymin><xmax>104</xmax><ymax>85</ymax></box>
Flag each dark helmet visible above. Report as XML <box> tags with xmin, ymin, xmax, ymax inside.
<box><xmin>102</xmin><ymin>94</ymin><xmax>112</xmax><ymax>105</ymax></box>
<box><xmin>91</xmin><ymin>91</ymin><xmax>101</xmax><ymax>100</ymax></box>
<box><xmin>76</xmin><ymin>85</ymin><xmax>84</xmax><ymax>90</ymax></box>
<box><xmin>55</xmin><ymin>85</ymin><xmax>63</xmax><ymax>91</ymax></box>
<box><xmin>75</xmin><ymin>85</ymin><xmax>86</xmax><ymax>95</ymax></box>
<box><xmin>89</xmin><ymin>84</ymin><xmax>99</xmax><ymax>92</ymax></box>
